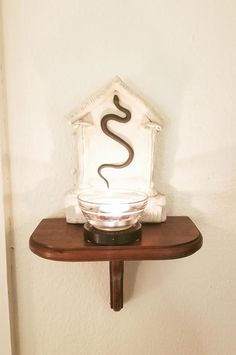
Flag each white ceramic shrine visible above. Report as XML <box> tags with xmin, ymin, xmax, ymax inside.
<box><xmin>65</xmin><ymin>76</ymin><xmax>166</xmax><ymax>224</ymax></box>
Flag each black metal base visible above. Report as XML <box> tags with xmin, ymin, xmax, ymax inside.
<box><xmin>84</xmin><ymin>222</ymin><xmax>142</xmax><ymax>245</ymax></box>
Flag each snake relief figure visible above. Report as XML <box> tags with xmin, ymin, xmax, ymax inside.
<box><xmin>97</xmin><ymin>95</ymin><xmax>134</xmax><ymax>188</ymax></box>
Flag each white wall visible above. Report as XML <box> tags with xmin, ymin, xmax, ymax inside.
<box><xmin>2</xmin><ymin>0</ymin><xmax>236</xmax><ymax>354</ymax></box>
<box><xmin>0</xmin><ymin>156</ymin><xmax>12</xmax><ymax>355</ymax></box>
<box><xmin>0</xmin><ymin>163</ymin><xmax>12</xmax><ymax>355</ymax></box>
<box><xmin>0</xmin><ymin>138</ymin><xmax>12</xmax><ymax>355</ymax></box>
<box><xmin>0</xmin><ymin>17</ymin><xmax>12</xmax><ymax>354</ymax></box>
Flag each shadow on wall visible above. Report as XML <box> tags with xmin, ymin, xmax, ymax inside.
<box><xmin>124</xmin><ymin>260</ymin><xmax>178</xmax><ymax>304</ymax></box>
<box><xmin>124</xmin><ymin>261</ymin><xmax>140</xmax><ymax>302</ymax></box>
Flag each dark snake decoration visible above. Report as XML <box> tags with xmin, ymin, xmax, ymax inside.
<box><xmin>97</xmin><ymin>95</ymin><xmax>134</xmax><ymax>188</ymax></box>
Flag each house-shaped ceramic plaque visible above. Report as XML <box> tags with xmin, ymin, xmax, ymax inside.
<box><xmin>65</xmin><ymin>77</ymin><xmax>166</xmax><ymax>223</ymax></box>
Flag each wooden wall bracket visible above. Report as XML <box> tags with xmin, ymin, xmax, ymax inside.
<box><xmin>109</xmin><ymin>261</ymin><xmax>124</xmax><ymax>311</ymax></box>
<box><xmin>29</xmin><ymin>217</ymin><xmax>202</xmax><ymax>312</ymax></box>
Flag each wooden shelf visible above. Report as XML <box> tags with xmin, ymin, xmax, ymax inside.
<box><xmin>29</xmin><ymin>216</ymin><xmax>202</xmax><ymax>311</ymax></box>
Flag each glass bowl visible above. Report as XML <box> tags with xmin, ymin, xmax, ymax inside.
<box><xmin>78</xmin><ymin>190</ymin><xmax>148</xmax><ymax>231</ymax></box>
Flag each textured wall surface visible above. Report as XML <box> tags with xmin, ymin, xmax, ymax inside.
<box><xmin>2</xmin><ymin>0</ymin><xmax>236</xmax><ymax>354</ymax></box>
<box><xmin>0</xmin><ymin>36</ymin><xmax>12</xmax><ymax>355</ymax></box>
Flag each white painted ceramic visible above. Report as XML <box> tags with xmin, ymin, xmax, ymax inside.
<box><xmin>65</xmin><ymin>76</ymin><xmax>166</xmax><ymax>223</ymax></box>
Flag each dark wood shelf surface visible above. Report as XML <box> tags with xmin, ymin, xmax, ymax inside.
<box><xmin>29</xmin><ymin>216</ymin><xmax>202</xmax><ymax>262</ymax></box>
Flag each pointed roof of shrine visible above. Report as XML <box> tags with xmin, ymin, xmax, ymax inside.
<box><xmin>68</xmin><ymin>76</ymin><xmax>163</xmax><ymax>130</ymax></box>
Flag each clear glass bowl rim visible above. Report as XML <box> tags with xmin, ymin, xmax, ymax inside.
<box><xmin>78</xmin><ymin>189</ymin><xmax>148</xmax><ymax>206</ymax></box>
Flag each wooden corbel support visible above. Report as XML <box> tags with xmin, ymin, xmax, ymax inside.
<box><xmin>109</xmin><ymin>261</ymin><xmax>124</xmax><ymax>311</ymax></box>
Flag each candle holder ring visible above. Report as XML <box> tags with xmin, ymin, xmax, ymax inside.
<box><xmin>84</xmin><ymin>222</ymin><xmax>142</xmax><ymax>246</ymax></box>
